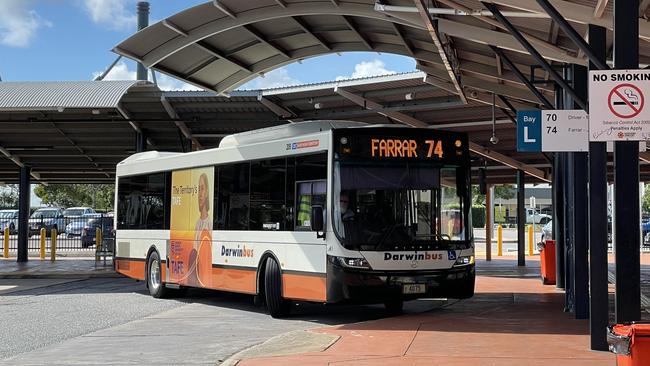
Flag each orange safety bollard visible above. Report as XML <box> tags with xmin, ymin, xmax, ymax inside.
<box><xmin>95</xmin><ymin>227</ymin><xmax>102</xmax><ymax>261</ymax></box>
<box><xmin>497</xmin><ymin>225</ymin><xmax>503</xmax><ymax>256</ymax></box>
<box><xmin>40</xmin><ymin>228</ymin><xmax>46</xmax><ymax>259</ymax></box>
<box><xmin>3</xmin><ymin>227</ymin><xmax>8</xmax><ymax>258</ymax></box>
<box><xmin>50</xmin><ymin>228</ymin><xmax>57</xmax><ymax>262</ymax></box>
<box><xmin>528</xmin><ymin>225</ymin><xmax>534</xmax><ymax>256</ymax></box>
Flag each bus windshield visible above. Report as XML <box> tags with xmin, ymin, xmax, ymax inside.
<box><xmin>333</xmin><ymin>162</ymin><xmax>470</xmax><ymax>251</ymax></box>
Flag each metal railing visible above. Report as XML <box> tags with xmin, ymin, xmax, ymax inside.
<box><xmin>0</xmin><ymin>214</ymin><xmax>114</xmax><ymax>258</ymax></box>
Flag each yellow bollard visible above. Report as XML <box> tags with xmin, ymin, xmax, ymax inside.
<box><xmin>3</xmin><ymin>227</ymin><xmax>8</xmax><ymax>258</ymax></box>
<box><xmin>95</xmin><ymin>227</ymin><xmax>102</xmax><ymax>261</ymax></box>
<box><xmin>528</xmin><ymin>225</ymin><xmax>534</xmax><ymax>256</ymax></box>
<box><xmin>50</xmin><ymin>228</ymin><xmax>57</xmax><ymax>262</ymax></box>
<box><xmin>40</xmin><ymin>228</ymin><xmax>46</xmax><ymax>260</ymax></box>
<box><xmin>447</xmin><ymin>219</ymin><xmax>454</xmax><ymax>237</ymax></box>
<box><xmin>497</xmin><ymin>224</ymin><xmax>503</xmax><ymax>256</ymax></box>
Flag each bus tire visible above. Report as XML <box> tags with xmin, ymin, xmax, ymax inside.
<box><xmin>450</xmin><ymin>275</ymin><xmax>475</xmax><ymax>299</ymax></box>
<box><xmin>147</xmin><ymin>251</ymin><xmax>169</xmax><ymax>299</ymax></box>
<box><xmin>384</xmin><ymin>298</ymin><xmax>404</xmax><ymax>315</ymax></box>
<box><xmin>264</xmin><ymin>257</ymin><xmax>290</xmax><ymax>318</ymax></box>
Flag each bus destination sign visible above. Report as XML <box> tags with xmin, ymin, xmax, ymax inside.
<box><xmin>334</xmin><ymin>128</ymin><xmax>468</xmax><ymax>163</ymax></box>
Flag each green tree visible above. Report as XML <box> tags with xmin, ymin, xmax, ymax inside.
<box><xmin>0</xmin><ymin>185</ymin><xmax>19</xmax><ymax>208</ymax></box>
<box><xmin>471</xmin><ymin>185</ymin><xmax>485</xmax><ymax>205</ymax></box>
<box><xmin>643</xmin><ymin>185</ymin><xmax>650</xmax><ymax>214</ymax></box>
<box><xmin>34</xmin><ymin>184</ymin><xmax>115</xmax><ymax>211</ymax></box>
<box><xmin>494</xmin><ymin>184</ymin><xmax>516</xmax><ymax>200</ymax></box>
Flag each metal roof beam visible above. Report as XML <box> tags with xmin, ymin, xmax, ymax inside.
<box><xmin>341</xmin><ymin>16</ymin><xmax>373</xmax><ymax>50</ymax></box>
<box><xmin>0</xmin><ymin>147</ymin><xmax>41</xmax><ymax>180</ymax></box>
<box><xmin>274</xmin><ymin>0</ymin><xmax>286</xmax><ymax>8</ymax></box>
<box><xmin>162</xmin><ymin>19</ymin><xmax>189</xmax><ymax>37</ymax></box>
<box><xmin>390</xmin><ymin>23</ymin><xmax>415</xmax><ymax>57</ymax></box>
<box><xmin>490</xmin><ymin>46</ymin><xmax>554</xmax><ymax>108</ymax></box>
<box><xmin>242</xmin><ymin>25</ymin><xmax>291</xmax><ymax>58</ymax></box>
<box><xmin>334</xmin><ymin>86</ymin><xmax>548</xmax><ymax>182</ymax></box>
<box><xmin>257</xmin><ymin>95</ymin><xmax>296</xmax><ymax>119</ymax></box>
<box><xmin>213</xmin><ymin>0</ymin><xmax>236</xmax><ymax>19</ymax></box>
<box><xmin>117</xmin><ymin>103</ymin><xmax>157</xmax><ymax>149</ymax></box>
<box><xmin>194</xmin><ymin>41</ymin><xmax>254</xmax><ymax>73</ymax></box>
<box><xmin>413</xmin><ymin>0</ymin><xmax>467</xmax><ymax>104</ymax></box>
<box><xmin>292</xmin><ymin>16</ymin><xmax>332</xmax><ymax>51</ymax></box>
<box><xmin>435</xmin><ymin>0</ymin><xmax>570</xmax><ymax>57</ymax></box>
<box><xmin>485</xmin><ymin>0</ymin><xmax>650</xmax><ymax>40</ymax></box>
<box><xmin>160</xmin><ymin>96</ymin><xmax>202</xmax><ymax>150</ymax></box>
<box><xmin>483</xmin><ymin>2</ymin><xmax>586</xmax><ymax>110</ymax></box>
<box><xmin>535</xmin><ymin>0</ymin><xmax>609</xmax><ymax>70</ymax></box>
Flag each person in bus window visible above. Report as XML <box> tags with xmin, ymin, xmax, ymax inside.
<box><xmin>338</xmin><ymin>192</ymin><xmax>357</xmax><ymax>240</ymax></box>
<box><xmin>451</xmin><ymin>212</ymin><xmax>465</xmax><ymax>240</ymax></box>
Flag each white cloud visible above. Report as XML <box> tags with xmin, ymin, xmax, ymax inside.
<box><xmin>240</xmin><ymin>68</ymin><xmax>302</xmax><ymax>90</ymax></box>
<box><xmin>0</xmin><ymin>1</ymin><xmax>51</xmax><ymax>47</ymax></box>
<box><xmin>82</xmin><ymin>0</ymin><xmax>136</xmax><ymax>30</ymax></box>
<box><xmin>336</xmin><ymin>59</ymin><xmax>396</xmax><ymax>80</ymax></box>
<box><xmin>92</xmin><ymin>61</ymin><xmax>202</xmax><ymax>91</ymax></box>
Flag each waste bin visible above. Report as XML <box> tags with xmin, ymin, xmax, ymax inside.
<box><xmin>538</xmin><ymin>239</ymin><xmax>556</xmax><ymax>285</ymax></box>
<box><xmin>607</xmin><ymin>323</ymin><xmax>650</xmax><ymax>366</ymax></box>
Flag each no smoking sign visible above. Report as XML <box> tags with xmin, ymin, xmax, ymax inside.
<box><xmin>589</xmin><ymin>69</ymin><xmax>650</xmax><ymax>141</ymax></box>
<box><xmin>608</xmin><ymin>83</ymin><xmax>644</xmax><ymax>119</ymax></box>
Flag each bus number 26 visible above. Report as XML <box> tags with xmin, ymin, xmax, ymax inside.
<box><xmin>425</xmin><ymin>140</ymin><xmax>443</xmax><ymax>158</ymax></box>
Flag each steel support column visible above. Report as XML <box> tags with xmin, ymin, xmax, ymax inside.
<box><xmin>587</xmin><ymin>24</ymin><xmax>609</xmax><ymax>351</ymax></box>
<box><xmin>17</xmin><ymin>166</ymin><xmax>30</xmax><ymax>263</ymax></box>
<box><xmin>571</xmin><ymin>64</ymin><xmax>589</xmax><ymax>319</ymax></box>
<box><xmin>614</xmin><ymin>0</ymin><xmax>641</xmax><ymax>323</ymax></box>
<box><xmin>136</xmin><ymin>130</ymin><xmax>147</xmax><ymax>153</ymax></box>
<box><xmin>136</xmin><ymin>2</ymin><xmax>150</xmax><ymax>81</ymax></box>
<box><xmin>553</xmin><ymin>84</ymin><xmax>566</xmax><ymax>289</ymax></box>
<box><xmin>517</xmin><ymin>170</ymin><xmax>525</xmax><ymax>266</ymax></box>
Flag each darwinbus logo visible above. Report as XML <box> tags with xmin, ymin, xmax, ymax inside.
<box><xmin>221</xmin><ymin>245</ymin><xmax>254</xmax><ymax>258</ymax></box>
<box><xmin>384</xmin><ymin>252</ymin><xmax>443</xmax><ymax>261</ymax></box>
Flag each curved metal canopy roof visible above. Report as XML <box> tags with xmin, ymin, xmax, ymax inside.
<box><xmin>113</xmin><ymin>0</ymin><xmax>613</xmax><ymax>95</ymax></box>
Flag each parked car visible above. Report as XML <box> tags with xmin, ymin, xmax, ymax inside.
<box><xmin>526</xmin><ymin>208</ymin><xmax>551</xmax><ymax>224</ymax></box>
<box><xmin>63</xmin><ymin>207</ymin><xmax>96</xmax><ymax>225</ymax></box>
<box><xmin>65</xmin><ymin>213</ymin><xmax>101</xmax><ymax>237</ymax></box>
<box><xmin>540</xmin><ymin>219</ymin><xmax>612</xmax><ymax>244</ymax></box>
<box><xmin>0</xmin><ymin>209</ymin><xmax>18</xmax><ymax>234</ymax></box>
<box><xmin>28</xmin><ymin>208</ymin><xmax>65</xmax><ymax>237</ymax></box>
<box><xmin>81</xmin><ymin>216</ymin><xmax>114</xmax><ymax>248</ymax></box>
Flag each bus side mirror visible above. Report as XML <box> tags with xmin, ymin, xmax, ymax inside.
<box><xmin>311</xmin><ymin>205</ymin><xmax>325</xmax><ymax>238</ymax></box>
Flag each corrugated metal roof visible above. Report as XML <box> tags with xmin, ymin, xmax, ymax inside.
<box><xmin>0</xmin><ymin>81</ymin><xmax>157</xmax><ymax>111</ymax></box>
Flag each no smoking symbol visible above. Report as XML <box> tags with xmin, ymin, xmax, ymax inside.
<box><xmin>608</xmin><ymin>83</ymin><xmax>644</xmax><ymax>119</ymax></box>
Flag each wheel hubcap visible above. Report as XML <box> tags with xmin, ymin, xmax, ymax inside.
<box><xmin>150</xmin><ymin>259</ymin><xmax>160</xmax><ymax>291</ymax></box>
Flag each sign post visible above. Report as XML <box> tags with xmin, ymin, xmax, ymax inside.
<box><xmin>589</xmin><ymin>69</ymin><xmax>650</xmax><ymax>141</ymax></box>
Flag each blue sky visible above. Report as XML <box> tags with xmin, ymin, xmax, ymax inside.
<box><xmin>0</xmin><ymin>0</ymin><xmax>416</xmax><ymax>90</ymax></box>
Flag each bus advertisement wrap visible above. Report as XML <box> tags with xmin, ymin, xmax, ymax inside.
<box><xmin>169</xmin><ymin>167</ymin><xmax>214</xmax><ymax>288</ymax></box>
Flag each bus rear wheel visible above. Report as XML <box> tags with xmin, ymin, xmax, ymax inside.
<box><xmin>264</xmin><ymin>257</ymin><xmax>291</xmax><ymax>318</ymax></box>
<box><xmin>147</xmin><ymin>251</ymin><xmax>169</xmax><ymax>298</ymax></box>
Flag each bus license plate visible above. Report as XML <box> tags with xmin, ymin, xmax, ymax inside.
<box><xmin>402</xmin><ymin>284</ymin><xmax>426</xmax><ymax>294</ymax></box>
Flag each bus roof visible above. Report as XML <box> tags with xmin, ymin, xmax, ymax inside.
<box><xmin>218</xmin><ymin>120</ymin><xmax>367</xmax><ymax>148</ymax></box>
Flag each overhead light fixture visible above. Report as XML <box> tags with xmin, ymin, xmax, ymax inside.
<box><xmin>314</xmin><ymin>102</ymin><xmax>323</xmax><ymax>109</ymax></box>
<box><xmin>489</xmin><ymin>92</ymin><xmax>499</xmax><ymax>145</ymax></box>
<box><xmin>91</xmin><ymin>109</ymin><xmax>100</xmax><ymax>115</ymax></box>
<box><xmin>57</xmin><ymin>106</ymin><xmax>65</xmax><ymax>113</ymax></box>
<box><xmin>405</xmin><ymin>92</ymin><xmax>415</xmax><ymax>100</ymax></box>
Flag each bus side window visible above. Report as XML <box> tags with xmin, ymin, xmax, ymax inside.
<box><xmin>217</xmin><ymin>163</ymin><xmax>250</xmax><ymax>230</ymax></box>
<box><xmin>296</xmin><ymin>181</ymin><xmax>326</xmax><ymax>231</ymax></box>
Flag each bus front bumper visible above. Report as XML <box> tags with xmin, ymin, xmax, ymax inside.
<box><xmin>326</xmin><ymin>258</ymin><xmax>475</xmax><ymax>303</ymax></box>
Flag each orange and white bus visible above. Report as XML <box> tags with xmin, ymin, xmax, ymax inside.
<box><xmin>114</xmin><ymin>121</ymin><xmax>474</xmax><ymax>317</ymax></box>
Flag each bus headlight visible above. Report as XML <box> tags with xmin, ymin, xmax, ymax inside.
<box><xmin>454</xmin><ymin>255</ymin><xmax>474</xmax><ymax>266</ymax></box>
<box><xmin>333</xmin><ymin>256</ymin><xmax>371</xmax><ymax>269</ymax></box>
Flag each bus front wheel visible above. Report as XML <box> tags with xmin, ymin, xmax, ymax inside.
<box><xmin>147</xmin><ymin>251</ymin><xmax>169</xmax><ymax>299</ymax></box>
<box><xmin>264</xmin><ymin>257</ymin><xmax>291</xmax><ymax>318</ymax></box>
<box><xmin>384</xmin><ymin>298</ymin><xmax>404</xmax><ymax>315</ymax></box>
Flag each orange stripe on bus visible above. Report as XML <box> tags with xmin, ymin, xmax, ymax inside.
<box><xmin>282</xmin><ymin>273</ymin><xmax>327</xmax><ymax>302</ymax></box>
<box><xmin>211</xmin><ymin>267</ymin><xmax>257</xmax><ymax>294</ymax></box>
<box><xmin>115</xmin><ymin>259</ymin><xmax>146</xmax><ymax>281</ymax></box>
